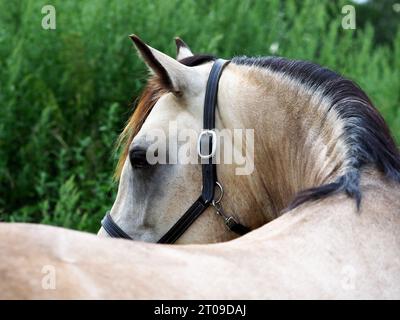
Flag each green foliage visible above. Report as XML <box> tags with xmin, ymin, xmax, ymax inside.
<box><xmin>0</xmin><ymin>0</ymin><xmax>399</xmax><ymax>232</ymax></box>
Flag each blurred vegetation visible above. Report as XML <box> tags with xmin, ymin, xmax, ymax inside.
<box><xmin>355</xmin><ymin>0</ymin><xmax>400</xmax><ymax>45</ymax></box>
<box><xmin>0</xmin><ymin>0</ymin><xmax>399</xmax><ymax>232</ymax></box>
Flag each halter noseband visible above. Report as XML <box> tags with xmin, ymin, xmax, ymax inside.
<box><xmin>101</xmin><ymin>59</ymin><xmax>250</xmax><ymax>244</ymax></box>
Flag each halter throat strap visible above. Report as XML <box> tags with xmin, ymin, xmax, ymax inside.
<box><xmin>101</xmin><ymin>59</ymin><xmax>250</xmax><ymax>243</ymax></box>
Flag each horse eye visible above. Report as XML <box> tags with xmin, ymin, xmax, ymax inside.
<box><xmin>129</xmin><ymin>148</ymin><xmax>150</xmax><ymax>169</ymax></box>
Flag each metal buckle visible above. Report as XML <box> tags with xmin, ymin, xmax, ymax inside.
<box><xmin>211</xmin><ymin>182</ymin><xmax>239</xmax><ymax>232</ymax></box>
<box><xmin>197</xmin><ymin>129</ymin><xmax>217</xmax><ymax>159</ymax></box>
<box><xmin>212</xmin><ymin>202</ymin><xmax>239</xmax><ymax>231</ymax></box>
<box><xmin>225</xmin><ymin>216</ymin><xmax>238</xmax><ymax>229</ymax></box>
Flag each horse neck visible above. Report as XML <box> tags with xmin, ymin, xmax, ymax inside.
<box><xmin>217</xmin><ymin>64</ymin><xmax>349</xmax><ymax>220</ymax></box>
<box><xmin>234</xmin><ymin>166</ymin><xmax>400</xmax><ymax>261</ymax></box>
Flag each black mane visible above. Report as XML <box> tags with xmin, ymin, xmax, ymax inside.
<box><xmin>232</xmin><ymin>56</ymin><xmax>400</xmax><ymax>209</ymax></box>
<box><xmin>179</xmin><ymin>54</ymin><xmax>216</xmax><ymax>66</ymax></box>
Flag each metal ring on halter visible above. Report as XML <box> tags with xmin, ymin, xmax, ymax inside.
<box><xmin>212</xmin><ymin>181</ymin><xmax>224</xmax><ymax>205</ymax></box>
<box><xmin>197</xmin><ymin>129</ymin><xmax>217</xmax><ymax>159</ymax></box>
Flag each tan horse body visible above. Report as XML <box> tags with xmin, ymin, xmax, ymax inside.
<box><xmin>1</xmin><ymin>37</ymin><xmax>400</xmax><ymax>299</ymax></box>
<box><xmin>1</xmin><ymin>169</ymin><xmax>399</xmax><ymax>299</ymax></box>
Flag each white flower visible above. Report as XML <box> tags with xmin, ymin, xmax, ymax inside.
<box><xmin>269</xmin><ymin>42</ymin><xmax>279</xmax><ymax>54</ymax></box>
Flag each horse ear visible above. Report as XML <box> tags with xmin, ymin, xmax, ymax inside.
<box><xmin>130</xmin><ymin>34</ymin><xmax>195</xmax><ymax>95</ymax></box>
<box><xmin>175</xmin><ymin>37</ymin><xmax>194</xmax><ymax>60</ymax></box>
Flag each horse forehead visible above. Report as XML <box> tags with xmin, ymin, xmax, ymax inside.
<box><xmin>141</xmin><ymin>94</ymin><xmax>191</xmax><ymax>126</ymax></box>
<box><xmin>134</xmin><ymin>97</ymin><xmax>199</xmax><ymax>144</ymax></box>
<box><xmin>138</xmin><ymin>65</ymin><xmax>213</xmax><ymax>132</ymax></box>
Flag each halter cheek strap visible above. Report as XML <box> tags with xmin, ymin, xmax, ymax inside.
<box><xmin>101</xmin><ymin>59</ymin><xmax>250</xmax><ymax>243</ymax></box>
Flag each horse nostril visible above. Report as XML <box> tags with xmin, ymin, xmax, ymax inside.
<box><xmin>129</xmin><ymin>147</ymin><xmax>150</xmax><ymax>169</ymax></box>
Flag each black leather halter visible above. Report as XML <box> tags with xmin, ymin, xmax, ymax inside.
<box><xmin>101</xmin><ymin>59</ymin><xmax>250</xmax><ymax>244</ymax></box>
